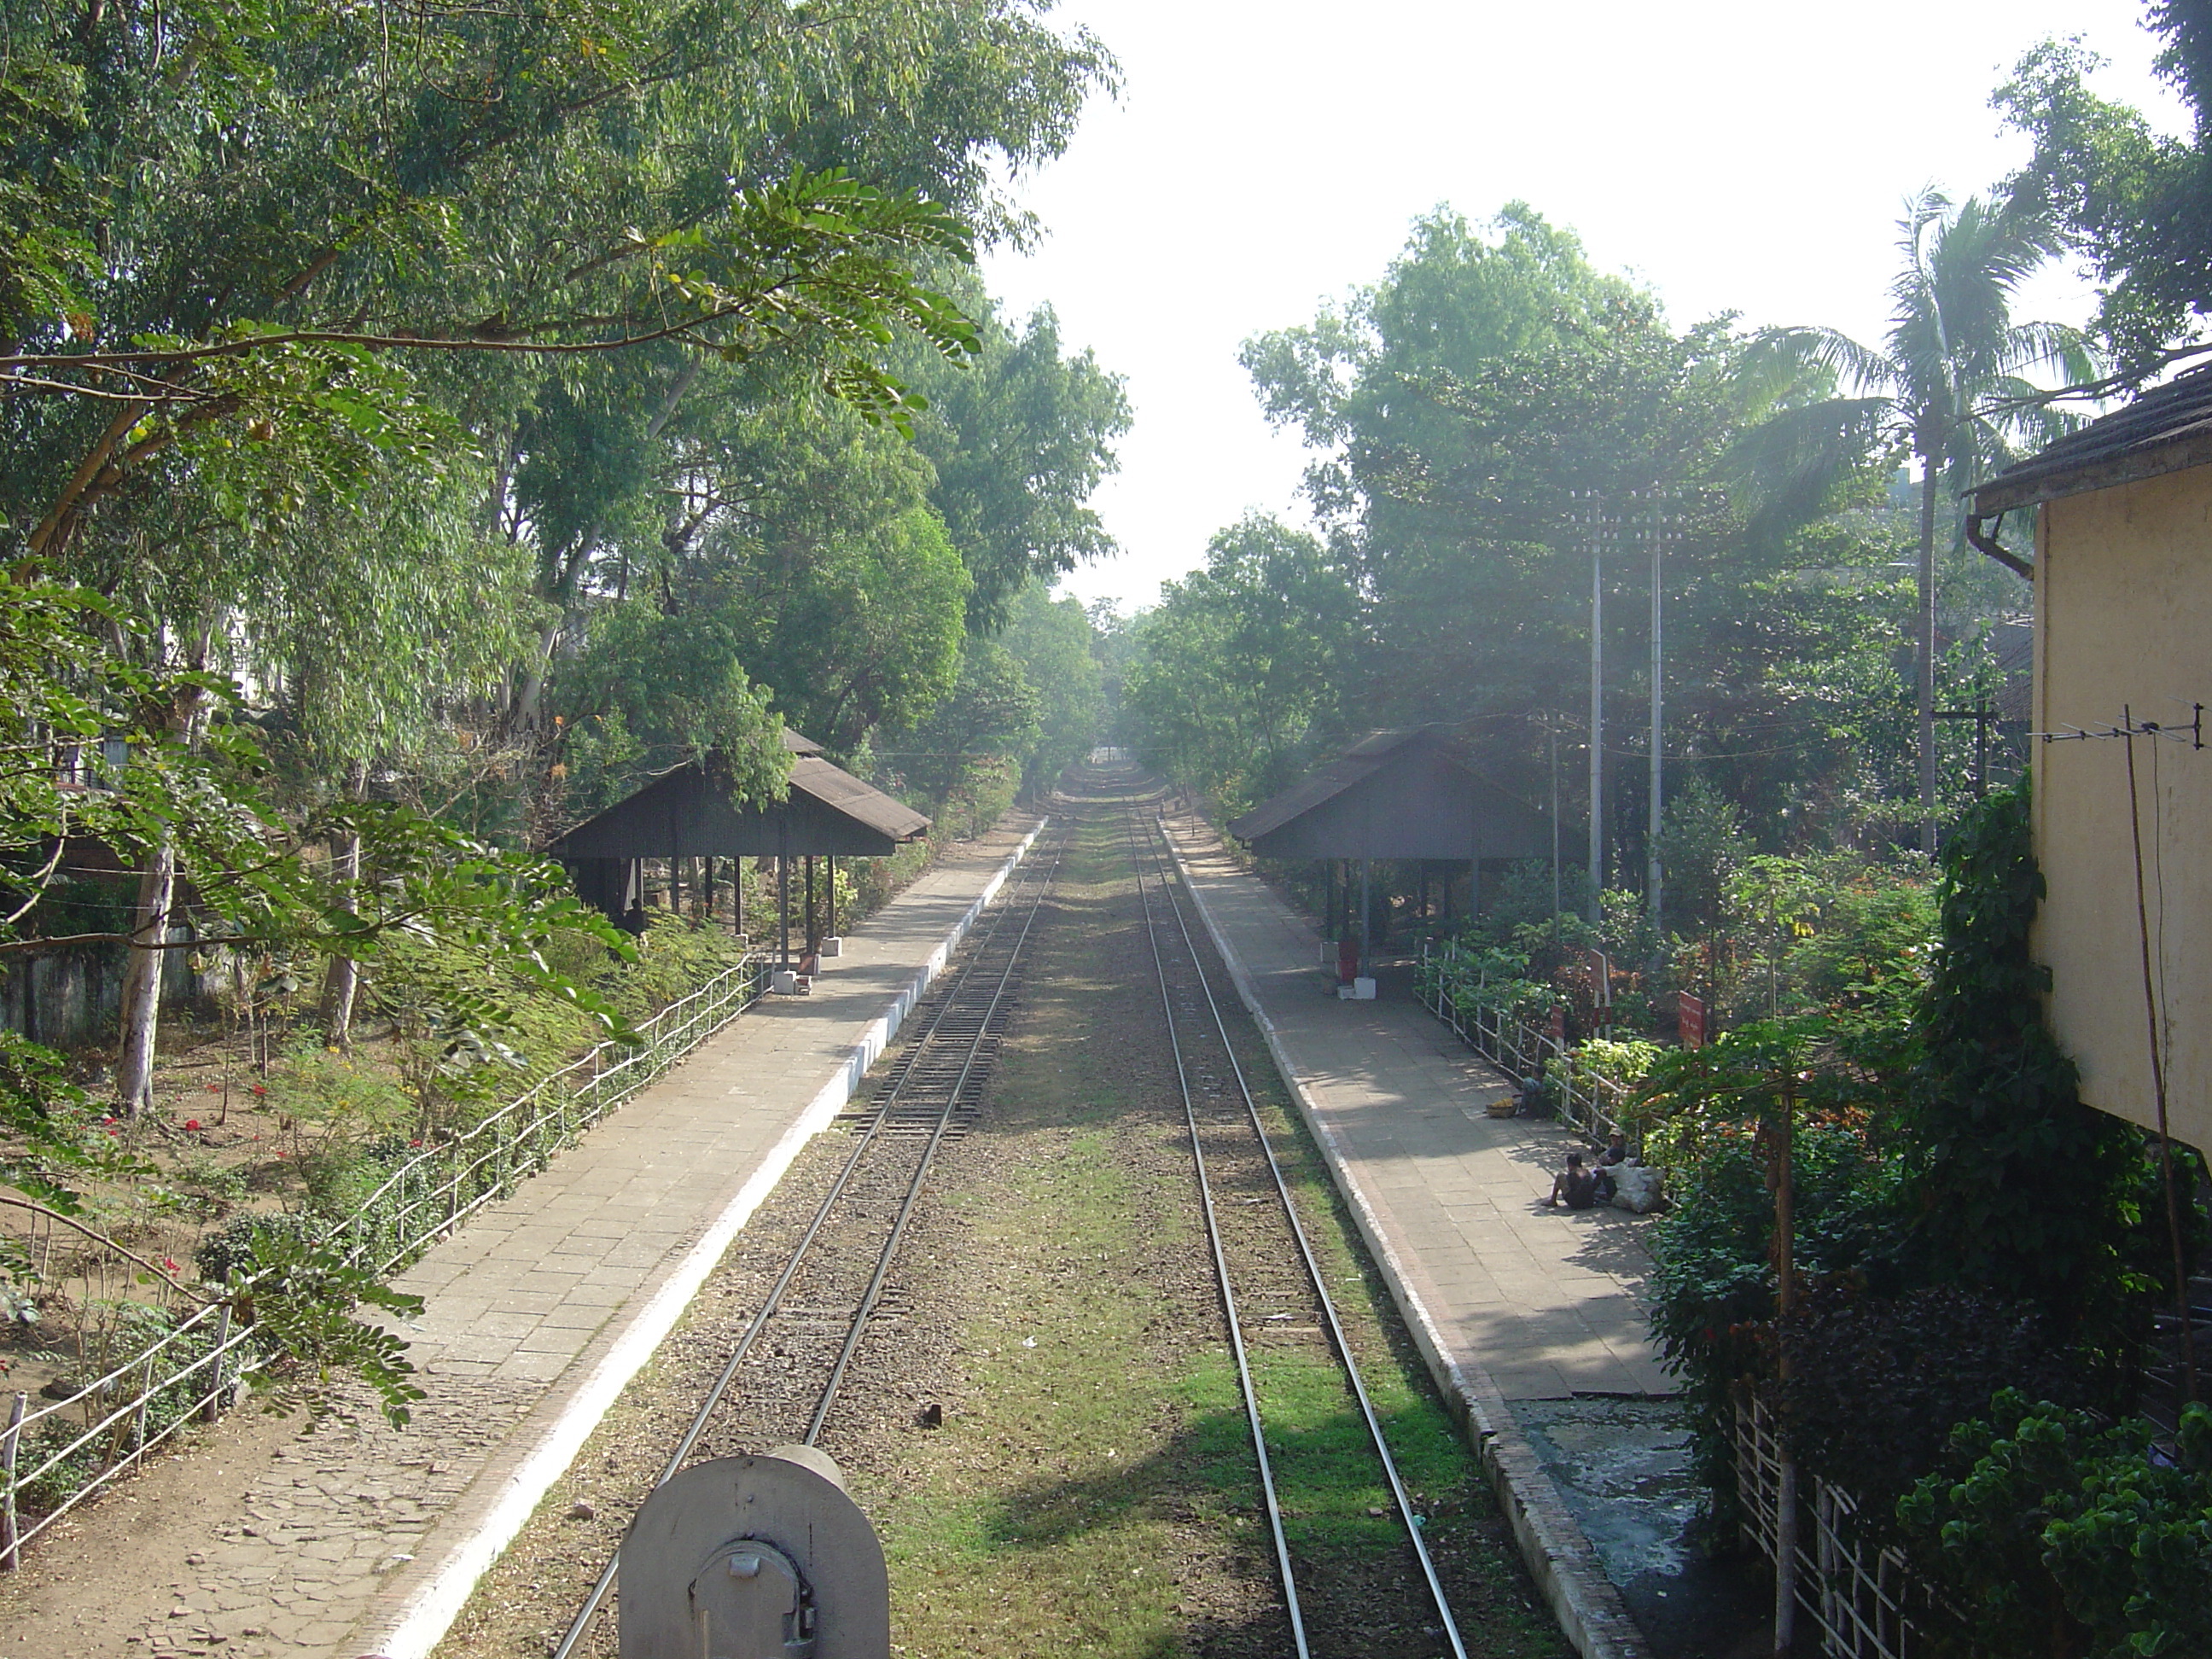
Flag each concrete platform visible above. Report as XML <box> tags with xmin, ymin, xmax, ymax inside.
<box><xmin>0</xmin><ymin>818</ymin><xmax>1043</xmax><ymax>1659</ymax></box>
<box><xmin>1164</xmin><ymin>810</ymin><xmax>1664</xmax><ymax>1659</ymax></box>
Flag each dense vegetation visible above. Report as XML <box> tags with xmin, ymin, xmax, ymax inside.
<box><xmin>1125</xmin><ymin>190</ymin><xmax>2058</xmax><ymax>852</ymax></box>
<box><xmin>1116</xmin><ymin>7</ymin><xmax>2212</xmax><ymax>1656</ymax></box>
<box><xmin>5</xmin><ymin>0</ymin><xmax>2212</xmax><ymax>1644</ymax></box>
<box><xmin>0</xmin><ymin>0</ymin><xmax>1129</xmax><ymax>1080</ymax></box>
<box><xmin>0</xmin><ymin>0</ymin><xmax>1126</xmax><ymax>1415</ymax></box>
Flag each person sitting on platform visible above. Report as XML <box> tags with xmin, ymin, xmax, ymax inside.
<box><xmin>1547</xmin><ymin>1151</ymin><xmax>1601</xmax><ymax>1210</ymax></box>
<box><xmin>1592</xmin><ymin>1132</ymin><xmax>1630</xmax><ymax>1203</ymax></box>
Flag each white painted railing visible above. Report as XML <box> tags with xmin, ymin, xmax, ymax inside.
<box><xmin>1414</xmin><ymin>940</ymin><xmax>1633</xmax><ymax>1144</ymax></box>
<box><xmin>0</xmin><ymin>952</ymin><xmax>767</xmax><ymax>1566</ymax></box>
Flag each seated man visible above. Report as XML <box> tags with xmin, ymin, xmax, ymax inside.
<box><xmin>1594</xmin><ymin>1131</ymin><xmax>1630</xmax><ymax>1202</ymax></box>
<box><xmin>1547</xmin><ymin>1151</ymin><xmax>1601</xmax><ymax>1210</ymax></box>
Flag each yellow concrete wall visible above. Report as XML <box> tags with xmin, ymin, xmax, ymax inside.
<box><xmin>2033</xmin><ymin>468</ymin><xmax>2212</xmax><ymax>1155</ymax></box>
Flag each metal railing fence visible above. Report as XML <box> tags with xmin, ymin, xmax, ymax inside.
<box><xmin>0</xmin><ymin>952</ymin><xmax>767</xmax><ymax>1566</ymax></box>
<box><xmin>1415</xmin><ymin>939</ymin><xmax>1633</xmax><ymax>1144</ymax></box>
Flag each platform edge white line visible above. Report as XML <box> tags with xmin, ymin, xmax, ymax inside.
<box><xmin>361</xmin><ymin>817</ymin><xmax>1045</xmax><ymax>1659</ymax></box>
<box><xmin>1161</xmin><ymin>817</ymin><xmax>1653</xmax><ymax>1659</ymax></box>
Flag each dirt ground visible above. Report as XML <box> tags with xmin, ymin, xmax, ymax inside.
<box><xmin>0</xmin><ymin>1396</ymin><xmax>308</xmax><ymax>1652</ymax></box>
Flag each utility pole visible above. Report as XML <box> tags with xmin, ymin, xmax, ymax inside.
<box><xmin>1581</xmin><ymin>492</ymin><xmax>1612</xmax><ymax>920</ymax></box>
<box><xmin>1549</xmin><ymin>721</ymin><xmax>1562</xmax><ymax>923</ymax></box>
<box><xmin>1917</xmin><ymin>450</ymin><xmax>1940</xmax><ymax>856</ymax></box>
<box><xmin>1645</xmin><ymin>496</ymin><xmax>1680</xmax><ymax>923</ymax></box>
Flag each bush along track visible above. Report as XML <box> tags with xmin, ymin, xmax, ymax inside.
<box><xmin>434</xmin><ymin>779</ymin><xmax>1562</xmax><ymax>1659</ymax></box>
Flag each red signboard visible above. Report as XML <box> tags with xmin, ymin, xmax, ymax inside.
<box><xmin>1677</xmin><ymin>991</ymin><xmax>1708</xmax><ymax>1050</ymax></box>
<box><xmin>1548</xmin><ymin>1004</ymin><xmax>1568</xmax><ymax>1045</ymax></box>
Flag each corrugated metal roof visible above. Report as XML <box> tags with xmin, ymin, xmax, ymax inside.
<box><xmin>784</xmin><ymin>754</ymin><xmax>929</xmax><ymax>841</ymax></box>
<box><xmin>1970</xmin><ymin>364</ymin><xmax>2212</xmax><ymax>513</ymax></box>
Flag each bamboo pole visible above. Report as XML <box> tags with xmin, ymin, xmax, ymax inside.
<box><xmin>2124</xmin><ymin>715</ymin><xmax>2199</xmax><ymax>1404</ymax></box>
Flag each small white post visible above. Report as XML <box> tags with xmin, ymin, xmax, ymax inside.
<box><xmin>2</xmin><ymin>1389</ymin><xmax>25</xmax><ymax>1569</ymax></box>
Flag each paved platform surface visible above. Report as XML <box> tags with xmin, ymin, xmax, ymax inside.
<box><xmin>1167</xmin><ymin>818</ymin><xmax>1672</xmax><ymax>1402</ymax></box>
<box><xmin>0</xmin><ymin>820</ymin><xmax>1039</xmax><ymax>1659</ymax></box>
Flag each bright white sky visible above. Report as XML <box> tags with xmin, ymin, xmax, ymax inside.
<box><xmin>977</xmin><ymin>0</ymin><xmax>2190</xmax><ymax>614</ymax></box>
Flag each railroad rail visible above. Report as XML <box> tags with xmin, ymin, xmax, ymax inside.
<box><xmin>1123</xmin><ymin>795</ymin><xmax>1471</xmax><ymax>1659</ymax></box>
<box><xmin>548</xmin><ymin>820</ymin><xmax>1066</xmax><ymax>1658</ymax></box>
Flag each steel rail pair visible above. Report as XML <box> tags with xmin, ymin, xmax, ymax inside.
<box><xmin>550</xmin><ymin>822</ymin><xmax>1064</xmax><ymax>1659</ymax></box>
<box><xmin>1122</xmin><ymin>795</ymin><xmax>1470</xmax><ymax>1659</ymax></box>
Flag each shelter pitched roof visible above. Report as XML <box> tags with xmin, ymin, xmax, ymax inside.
<box><xmin>783</xmin><ymin>753</ymin><xmax>929</xmax><ymax>842</ymax></box>
<box><xmin>1228</xmin><ymin>729</ymin><xmax>1427</xmax><ymax>843</ymax></box>
<box><xmin>545</xmin><ymin>734</ymin><xmax>927</xmax><ymax>861</ymax></box>
<box><xmin>1227</xmin><ymin>727</ymin><xmax>1551</xmax><ymax>864</ymax></box>
<box><xmin>1970</xmin><ymin>364</ymin><xmax>2212</xmax><ymax>514</ymax></box>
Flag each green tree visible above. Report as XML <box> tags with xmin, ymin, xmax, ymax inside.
<box><xmin>1122</xmin><ymin>515</ymin><xmax>1359</xmax><ymax>809</ymax></box>
<box><xmin>552</xmin><ymin>602</ymin><xmax>789</xmax><ymax>818</ymax></box>
<box><xmin>1237</xmin><ymin>201</ymin><xmax>1929</xmax><ymax>870</ymax></box>
<box><xmin>1998</xmin><ymin>16</ymin><xmax>2212</xmax><ymax>374</ymax></box>
<box><xmin>641</xmin><ymin>394</ymin><xmax>972</xmax><ymax>755</ymax></box>
<box><xmin>1</xmin><ymin>0</ymin><xmax>1121</xmax><ymax>1083</ymax></box>
<box><xmin>1749</xmin><ymin>191</ymin><xmax>2098</xmax><ymax>853</ymax></box>
<box><xmin>905</xmin><ymin>291</ymin><xmax>1131</xmax><ymax>631</ymax></box>
<box><xmin>998</xmin><ymin>583</ymin><xmax>1106</xmax><ymax>789</ymax></box>
<box><xmin>879</xmin><ymin>636</ymin><xmax>1040</xmax><ymax>806</ymax></box>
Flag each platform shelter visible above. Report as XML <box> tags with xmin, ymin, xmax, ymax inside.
<box><xmin>1227</xmin><ymin>727</ymin><xmax>1551</xmax><ymax>975</ymax></box>
<box><xmin>549</xmin><ymin>730</ymin><xmax>929</xmax><ymax>965</ymax></box>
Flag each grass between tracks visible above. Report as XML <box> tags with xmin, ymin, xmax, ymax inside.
<box><xmin>868</xmin><ymin>805</ymin><xmax>1563</xmax><ymax>1658</ymax></box>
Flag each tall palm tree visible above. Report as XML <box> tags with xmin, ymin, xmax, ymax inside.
<box><xmin>1749</xmin><ymin>190</ymin><xmax>2099</xmax><ymax>853</ymax></box>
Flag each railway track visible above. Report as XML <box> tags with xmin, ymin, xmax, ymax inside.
<box><xmin>546</xmin><ymin>819</ymin><xmax>1067</xmax><ymax>1659</ymax></box>
<box><xmin>1122</xmin><ymin>791</ymin><xmax>1472</xmax><ymax>1659</ymax></box>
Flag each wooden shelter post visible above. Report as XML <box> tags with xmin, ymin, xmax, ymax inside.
<box><xmin>1344</xmin><ymin>862</ymin><xmax>1362</xmax><ymax>981</ymax></box>
<box><xmin>777</xmin><ymin>814</ymin><xmax>790</xmax><ymax>968</ymax></box>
